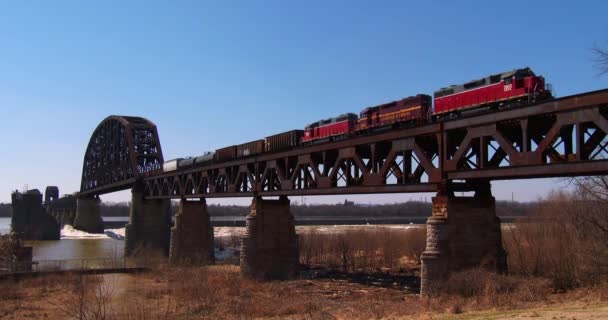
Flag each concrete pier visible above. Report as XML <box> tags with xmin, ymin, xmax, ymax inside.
<box><xmin>169</xmin><ymin>198</ymin><xmax>214</xmax><ymax>265</ymax></box>
<box><xmin>240</xmin><ymin>196</ymin><xmax>299</xmax><ymax>280</ymax></box>
<box><xmin>124</xmin><ymin>183</ymin><xmax>171</xmax><ymax>257</ymax></box>
<box><xmin>420</xmin><ymin>186</ymin><xmax>507</xmax><ymax>296</ymax></box>
<box><xmin>74</xmin><ymin>196</ymin><xmax>104</xmax><ymax>234</ymax></box>
<box><xmin>11</xmin><ymin>189</ymin><xmax>60</xmax><ymax>240</ymax></box>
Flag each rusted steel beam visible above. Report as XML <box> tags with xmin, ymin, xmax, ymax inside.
<box><xmin>447</xmin><ymin>160</ymin><xmax>608</xmax><ymax>180</ymax></box>
<box><xmin>143</xmin><ymin>183</ymin><xmax>439</xmax><ymax>199</ymax></box>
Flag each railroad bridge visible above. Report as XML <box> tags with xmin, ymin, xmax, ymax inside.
<box><xmin>76</xmin><ymin>89</ymin><xmax>608</xmax><ymax>296</ymax></box>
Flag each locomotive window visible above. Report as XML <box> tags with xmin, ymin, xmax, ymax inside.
<box><xmin>490</xmin><ymin>74</ymin><xmax>501</xmax><ymax>83</ymax></box>
<box><xmin>504</xmin><ymin>78</ymin><xmax>512</xmax><ymax>85</ymax></box>
<box><xmin>464</xmin><ymin>78</ymin><xmax>486</xmax><ymax>89</ymax></box>
<box><xmin>435</xmin><ymin>88</ymin><xmax>454</xmax><ymax>98</ymax></box>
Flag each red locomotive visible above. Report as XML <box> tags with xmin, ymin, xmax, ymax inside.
<box><xmin>433</xmin><ymin>67</ymin><xmax>551</xmax><ymax>117</ymax></box>
<box><xmin>302</xmin><ymin>113</ymin><xmax>358</xmax><ymax>144</ymax></box>
<box><xmin>357</xmin><ymin>94</ymin><xmax>431</xmax><ymax>131</ymax></box>
<box><xmin>302</xmin><ymin>95</ymin><xmax>433</xmax><ymax>144</ymax></box>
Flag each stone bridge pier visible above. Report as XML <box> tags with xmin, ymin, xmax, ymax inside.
<box><xmin>74</xmin><ymin>196</ymin><xmax>104</xmax><ymax>234</ymax></box>
<box><xmin>420</xmin><ymin>181</ymin><xmax>507</xmax><ymax>296</ymax></box>
<box><xmin>124</xmin><ymin>182</ymin><xmax>171</xmax><ymax>257</ymax></box>
<box><xmin>169</xmin><ymin>198</ymin><xmax>214</xmax><ymax>264</ymax></box>
<box><xmin>240</xmin><ymin>196</ymin><xmax>299</xmax><ymax>280</ymax></box>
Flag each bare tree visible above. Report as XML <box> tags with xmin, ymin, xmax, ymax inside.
<box><xmin>593</xmin><ymin>44</ymin><xmax>608</xmax><ymax>75</ymax></box>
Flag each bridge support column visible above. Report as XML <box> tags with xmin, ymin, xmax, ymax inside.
<box><xmin>240</xmin><ymin>196</ymin><xmax>298</xmax><ymax>280</ymax></box>
<box><xmin>124</xmin><ymin>183</ymin><xmax>171</xmax><ymax>257</ymax></box>
<box><xmin>420</xmin><ymin>183</ymin><xmax>507</xmax><ymax>297</ymax></box>
<box><xmin>169</xmin><ymin>198</ymin><xmax>214</xmax><ymax>265</ymax></box>
<box><xmin>11</xmin><ymin>190</ymin><xmax>60</xmax><ymax>240</ymax></box>
<box><xmin>74</xmin><ymin>196</ymin><xmax>104</xmax><ymax>234</ymax></box>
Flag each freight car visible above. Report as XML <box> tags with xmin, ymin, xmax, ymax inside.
<box><xmin>163</xmin><ymin>158</ymin><xmax>182</xmax><ymax>172</ymax></box>
<box><xmin>236</xmin><ymin>140</ymin><xmax>265</xmax><ymax>158</ymax></box>
<box><xmin>194</xmin><ymin>151</ymin><xmax>215</xmax><ymax>165</ymax></box>
<box><xmin>215</xmin><ymin>146</ymin><xmax>237</xmax><ymax>162</ymax></box>
<box><xmin>265</xmin><ymin>130</ymin><xmax>303</xmax><ymax>152</ymax></box>
<box><xmin>433</xmin><ymin>67</ymin><xmax>551</xmax><ymax>118</ymax></box>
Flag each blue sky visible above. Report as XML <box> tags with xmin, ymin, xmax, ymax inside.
<box><xmin>0</xmin><ymin>1</ymin><xmax>606</xmax><ymax>204</ymax></box>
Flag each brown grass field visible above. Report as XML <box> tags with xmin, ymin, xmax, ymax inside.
<box><xmin>1</xmin><ymin>220</ymin><xmax>607</xmax><ymax>320</ymax></box>
<box><xmin>0</xmin><ymin>265</ymin><xmax>606</xmax><ymax>320</ymax></box>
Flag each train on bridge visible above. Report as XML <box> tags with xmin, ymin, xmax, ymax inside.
<box><xmin>163</xmin><ymin>67</ymin><xmax>552</xmax><ymax>172</ymax></box>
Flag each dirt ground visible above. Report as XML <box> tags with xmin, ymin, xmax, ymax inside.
<box><xmin>0</xmin><ymin>266</ymin><xmax>607</xmax><ymax>320</ymax></box>
<box><xmin>433</xmin><ymin>304</ymin><xmax>608</xmax><ymax>320</ymax></box>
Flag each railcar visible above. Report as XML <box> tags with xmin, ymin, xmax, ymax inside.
<box><xmin>194</xmin><ymin>151</ymin><xmax>215</xmax><ymax>166</ymax></box>
<box><xmin>236</xmin><ymin>140</ymin><xmax>265</xmax><ymax>157</ymax></box>
<box><xmin>302</xmin><ymin>113</ymin><xmax>358</xmax><ymax>144</ymax></box>
<box><xmin>215</xmin><ymin>146</ymin><xmax>237</xmax><ymax>162</ymax></box>
<box><xmin>265</xmin><ymin>130</ymin><xmax>303</xmax><ymax>152</ymax></box>
<box><xmin>178</xmin><ymin>157</ymin><xmax>195</xmax><ymax>168</ymax></box>
<box><xmin>356</xmin><ymin>94</ymin><xmax>431</xmax><ymax>132</ymax></box>
<box><xmin>162</xmin><ymin>158</ymin><xmax>182</xmax><ymax>172</ymax></box>
<box><xmin>433</xmin><ymin>67</ymin><xmax>551</xmax><ymax>117</ymax></box>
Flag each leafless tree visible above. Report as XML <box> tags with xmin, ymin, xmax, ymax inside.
<box><xmin>593</xmin><ymin>44</ymin><xmax>608</xmax><ymax>75</ymax></box>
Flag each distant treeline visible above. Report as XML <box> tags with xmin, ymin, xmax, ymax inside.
<box><xmin>0</xmin><ymin>199</ymin><xmax>537</xmax><ymax>218</ymax></box>
<box><xmin>101</xmin><ymin>201</ymin><xmax>537</xmax><ymax>217</ymax></box>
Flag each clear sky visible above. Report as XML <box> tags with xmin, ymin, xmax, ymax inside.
<box><xmin>0</xmin><ymin>1</ymin><xmax>607</xmax><ymax>205</ymax></box>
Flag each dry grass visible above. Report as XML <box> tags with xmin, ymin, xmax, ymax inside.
<box><xmin>503</xmin><ymin>191</ymin><xmax>608</xmax><ymax>291</ymax></box>
<box><xmin>299</xmin><ymin>226</ymin><xmax>426</xmax><ymax>273</ymax></box>
<box><xmin>1</xmin><ymin>266</ymin><xmax>606</xmax><ymax>320</ymax></box>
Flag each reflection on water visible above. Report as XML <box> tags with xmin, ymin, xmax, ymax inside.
<box><xmin>26</xmin><ymin>239</ymin><xmax>124</xmax><ymax>261</ymax></box>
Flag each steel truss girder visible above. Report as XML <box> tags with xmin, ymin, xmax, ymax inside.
<box><xmin>142</xmin><ymin>89</ymin><xmax>608</xmax><ymax>199</ymax></box>
<box><xmin>80</xmin><ymin>89</ymin><xmax>608</xmax><ymax>198</ymax></box>
<box><xmin>79</xmin><ymin>116</ymin><xmax>163</xmax><ymax>197</ymax></box>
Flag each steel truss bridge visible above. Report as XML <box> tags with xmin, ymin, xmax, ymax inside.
<box><xmin>79</xmin><ymin>89</ymin><xmax>608</xmax><ymax>199</ymax></box>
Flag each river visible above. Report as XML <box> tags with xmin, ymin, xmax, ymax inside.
<box><xmin>1</xmin><ymin>217</ymin><xmax>124</xmax><ymax>261</ymax></box>
<box><xmin>0</xmin><ymin>217</ymin><xmax>421</xmax><ymax>264</ymax></box>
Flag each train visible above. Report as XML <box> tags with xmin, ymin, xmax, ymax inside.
<box><xmin>163</xmin><ymin>67</ymin><xmax>552</xmax><ymax>172</ymax></box>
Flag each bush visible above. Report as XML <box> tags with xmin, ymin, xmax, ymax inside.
<box><xmin>439</xmin><ymin>268</ymin><xmax>549</xmax><ymax>307</ymax></box>
<box><xmin>504</xmin><ymin>190</ymin><xmax>608</xmax><ymax>291</ymax></box>
<box><xmin>299</xmin><ymin>226</ymin><xmax>426</xmax><ymax>272</ymax></box>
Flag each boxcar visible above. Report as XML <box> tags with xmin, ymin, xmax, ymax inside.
<box><xmin>163</xmin><ymin>158</ymin><xmax>183</xmax><ymax>172</ymax></box>
<box><xmin>236</xmin><ymin>139</ymin><xmax>265</xmax><ymax>158</ymax></box>
<box><xmin>433</xmin><ymin>67</ymin><xmax>551</xmax><ymax>115</ymax></box>
<box><xmin>356</xmin><ymin>94</ymin><xmax>431</xmax><ymax>131</ymax></box>
<box><xmin>265</xmin><ymin>130</ymin><xmax>303</xmax><ymax>152</ymax></box>
<box><xmin>215</xmin><ymin>146</ymin><xmax>237</xmax><ymax>162</ymax></box>
<box><xmin>301</xmin><ymin>113</ymin><xmax>358</xmax><ymax>143</ymax></box>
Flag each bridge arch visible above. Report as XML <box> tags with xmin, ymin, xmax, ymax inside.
<box><xmin>80</xmin><ymin>115</ymin><xmax>164</xmax><ymax>196</ymax></box>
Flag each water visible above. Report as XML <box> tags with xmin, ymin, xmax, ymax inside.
<box><xmin>1</xmin><ymin>217</ymin><xmax>11</xmax><ymax>234</ymax></box>
<box><xmin>27</xmin><ymin>238</ymin><xmax>124</xmax><ymax>261</ymax></box>
<box><xmin>0</xmin><ymin>216</ymin><xmax>423</xmax><ymax>264</ymax></box>
<box><xmin>1</xmin><ymin>217</ymin><xmax>124</xmax><ymax>262</ymax></box>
